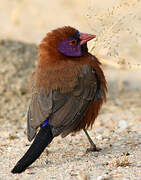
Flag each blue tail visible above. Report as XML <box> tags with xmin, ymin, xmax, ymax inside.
<box><xmin>11</xmin><ymin>123</ymin><xmax>53</xmax><ymax>174</ymax></box>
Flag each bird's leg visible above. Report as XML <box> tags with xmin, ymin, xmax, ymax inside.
<box><xmin>83</xmin><ymin>129</ymin><xmax>101</xmax><ymax>152</ymax></box>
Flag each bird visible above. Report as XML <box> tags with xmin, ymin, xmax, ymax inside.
<box><xmin>11</xmin><ymin>26</ymin><xmax>107</xmax><ymax>174</ymax></box>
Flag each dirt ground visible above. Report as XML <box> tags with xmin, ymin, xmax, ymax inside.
<box><xmin>0</xmin><ymin>0</ymin><xmax>141</xmax><ymax>180</ymax></box>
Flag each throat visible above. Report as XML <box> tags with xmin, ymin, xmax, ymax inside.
<box><xmin>81</xmin><ymin>44</ymin><xmax>88</xmax><ymax>54</ymax></box>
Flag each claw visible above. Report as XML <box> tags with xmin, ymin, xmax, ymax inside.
<box><xmin>86</xmin><ymin>146</ymin><xmax>101</xmax><ymax>153</ymax></box>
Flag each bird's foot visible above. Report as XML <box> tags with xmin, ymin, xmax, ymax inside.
<box><xmin>86</xmin><ymin>145</ymin><xmax>101</xmax><ymax>153</ymax></box>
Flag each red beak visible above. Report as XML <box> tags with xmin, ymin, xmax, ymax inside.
<box><xmin>80</xmin><ymin>33</ymin><xmax>96</xmax><ymax>45</ymax></box>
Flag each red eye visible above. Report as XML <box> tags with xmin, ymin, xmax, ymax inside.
<box><xmin>69</xmin><ymin>40</ymin><xmax>77</xmax><ymax>46</ymax></box>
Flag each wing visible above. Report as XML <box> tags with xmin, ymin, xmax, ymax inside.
<box><xmin>27</xmin><ymin>65</ymin><xmax>99</xmax><ymax>141</ymax></box>
<box><xmin>27</xmin><ymin>90</ymin><xmax>52</xmax><ymax>141</ymax></box>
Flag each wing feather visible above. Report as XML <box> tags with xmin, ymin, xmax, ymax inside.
<box><xmin>27</xmin><ymin>90</ymin><xmax>52</xmax><ymax>141</ymax></box>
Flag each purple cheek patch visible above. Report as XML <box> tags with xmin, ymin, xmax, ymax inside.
<box><xmin>58</xmin><ymin>40</ymin><xmax>82</xmax><ymax>57</ymax></box>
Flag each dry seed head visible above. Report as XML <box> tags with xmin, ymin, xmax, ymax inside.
<box><xmin>86</xmin><ymin>0</ymin><xmax>141</xmax><ymax>69</ymax></box>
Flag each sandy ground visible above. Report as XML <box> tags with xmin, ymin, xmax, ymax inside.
<box><xmin>0</xmin><ymin>0</ymin><xmax>141</xmax><ymax>180</ymax></box>
<box><xmin>0</xmin><ymin>39</ymin><xmax>141</xmax><ymax>180</ymax></box>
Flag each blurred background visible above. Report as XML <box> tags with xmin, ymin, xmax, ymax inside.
<box><xmin>1</xmin><ymin>0</ymin><xmax>141</xmax><ymax>77</ymax></box>
<box><xmin>0</xmin><ymin>0</ymin><xmax>88</xmax><ymax>43</ymax></box>
<box><xmin>0</xmin><ymin>0</ymin><xmax>141</xmax><ymax>179</ymax></box>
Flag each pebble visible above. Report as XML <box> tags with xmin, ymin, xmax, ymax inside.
<box><xmin>114</xmin><ymin>98</ymin><xmax>121</xmax><ymax>106</ymax></box>
<box><xmin>97</xmin><ymin>174</ymin><xmax>111</xmax><ymax>180</ymax></box>
<box><xmin>77</xmin><ymin>173</ymin><xmax>89</xmax><ymax>180</ymax></box>
<box><xmin>118</xmin><ymin>120</ymin><xmax>128</xmax><ymax>130</ymax></box>
<box><xmin>94</xmin><ymin>163</ymin><xmax>105</xmax><ymax>167</ymax></box>
<box><xmin>96</xmin><ymin>135</ymin><xmax>103</xmax><ymax>140</ymax></box>
<box><xmin>25</xmin><ymin>169</ymin><xmax>32</xmax><ymax>174</ymax></box>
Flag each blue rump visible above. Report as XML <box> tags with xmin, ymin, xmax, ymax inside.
<box><xmin>41</xmin><ymin>118</ymin><xmax>53</xmax><ymax>129</ymax></box>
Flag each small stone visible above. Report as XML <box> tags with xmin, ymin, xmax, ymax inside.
<box><xmin>97</xmin><ymin>174</ymin><xmax>111</xmax><ymax>180</ymax></box>
<box><xmin>77</xmin><ymin>173</ymin><xmax>89</xmax><ymax>180</ymax></box>
<box><xmin>25</xmin><ymin>169</ymin><xmax>31</xmax><ymax>174</ymax></box>
<box><xmin>96</xmin><ymin>135</ymin><xmax>103</xmax><ymax>140</ymax></box>
<box><xmin>94</xmin><ymin>163</ymin><xmax>105</xmax><ymax>167</ymax></box>
<box><xmin>114</xmin><ymin>98</ymin><xmax>121</xmax><ymax>106</ymax></box>
<box><xmin>118</xmin><ymin>120</ymin><xmax>128</xmax><ymax>130</ymax></box>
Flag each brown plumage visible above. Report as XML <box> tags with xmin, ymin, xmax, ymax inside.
<box><xmin>11</xmin><ymin>26</ymin><xmax>107</xmax><ymax>174</ymax></box>
<box><xmin>33</xmin><ymin>44</ymin><xmax>107</xmax><ymax>133</ymax></box>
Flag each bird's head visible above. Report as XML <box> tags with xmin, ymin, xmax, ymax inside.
<box><xmin>39</xmin><ymin>26</ymin><xmax>96</xmax><ymax>64</ymax></box>
<box><xmin>58</xmin><ymin>28</ymin><xmax>96</xmax><ymax>57</ymax></box>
